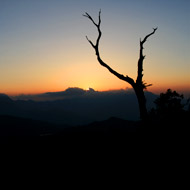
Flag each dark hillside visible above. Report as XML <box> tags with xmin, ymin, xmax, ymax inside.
<box><xmin>1</xmin><ymin>114</ymin><xmax>188</xmax><ymax>151</ymax></box>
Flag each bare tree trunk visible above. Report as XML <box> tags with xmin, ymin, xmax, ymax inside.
<box><xmin>84</xmin><ymin>10</ymin><xmax>157</xmax><ymax>121</ymax></box>
<box><xmin>133</xmin><ymin>27</ymin><xmax>157</xmax><ymax>120</ymax></box>
<box><xmin>133</xmin><ymin>84</ymin><xmax>148</xmax><ymax>120</ymax></box>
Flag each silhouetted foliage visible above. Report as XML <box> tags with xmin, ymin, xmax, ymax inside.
<box><xmin>83</xmin><ymin>10</ymin><xmax>157</xmax><ymax>120</ymax></box>
<box><xmin>156</xmin><ymin>89</ymin><xmax>184</xmax><ymax>114</ymax></box>
<box><xmin>153</xmin><ymin>89</ymin><xmax>184</xmax><ymax>118</ymax></box>
<box><xmin>187</xmin><ymin>98</ymin><xmax>190</xmax><ymax>112</ymax></box>
<box><xmin>149</xmin><ymin>89</ymin><xmax>190</xmax><ymax>127</ymax></box>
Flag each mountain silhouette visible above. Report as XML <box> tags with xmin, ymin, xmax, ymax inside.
<box><xmin>1</xmin><ymin>88</ymin><xmax>157</xmax><ymax>125</ymax></box>
<box><xmin>0</xmin><ymin>90</ymin><xmax>189</xmax><ymax>163</ymax></box>
<box><xmin>0</xmin><ymin>115</ymin><xmax>62</xmax><ymax>137</ymax></box>
<box><xmin>0</xmin><ymin>93</ymin><xmax>13</xmax><ymax>104</ymax></box>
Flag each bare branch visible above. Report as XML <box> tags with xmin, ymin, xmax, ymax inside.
<box><xmin>83</xmin><ymin>11</ymin><xmax>135</xmax><ymax>86</ymax></box>
<box><xmin>98</xmin><ymin>9</ymin><xmax>101</xmax><ymax>26</ymax></box>
<box><xmin>97</xmin><ymin>56</ymin><xmax>135</xmax><ymax>85</ymax></box>
<box><xmin>137</xmin><ymin>28</ymin><xmax>157</xmax><ymax>87</ymax></box>
<box><xmin>142</xmin><ymin>82</ymin><xmax>153</xmax><ymax>89</ymax></box>
<box><xmin>141</xmin><ymin>27</ymin><xmax>158</xmax><ymax>45</ymax></box>
<box><xmin>86</xmin><ymin>36</ymin><xmax>95</xmax><ymax>48</ymax></box>
<box><xmin>83</xmin><ymin>12</ymin><xmax>98</xmax><ymax>27</ymax></box>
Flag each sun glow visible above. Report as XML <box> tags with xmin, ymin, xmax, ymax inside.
<box><xmin>0</xmin><ymin>1</ymin><xmax>189</xmax><ymax>97</ymax></box>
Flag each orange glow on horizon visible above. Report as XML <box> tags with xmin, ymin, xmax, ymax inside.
<box><xmin>1</xmin><ymin>82</ymin><xmax>189</xmax><ymax>97</ymax></box>
<box><xmin>0</xmin><ymin>0</ymin><xmax>189</xmax><ymax>100</ymax></box>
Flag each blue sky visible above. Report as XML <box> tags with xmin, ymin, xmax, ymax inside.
<box><xmin>0</xmin><ymin>0</ymin><xmax>189</xmax><ymax>95</ymax></box>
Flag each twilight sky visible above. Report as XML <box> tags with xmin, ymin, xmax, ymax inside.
<box><xmin>0</xmin><ymin>0</ymin><xmax>189</xmax><ymax>96</ymax></box>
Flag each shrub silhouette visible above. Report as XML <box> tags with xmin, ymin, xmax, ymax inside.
<box><xmin>150</xmin><ymin>89</ymin><xmax>185</xmax><ymax>121</ymax></box>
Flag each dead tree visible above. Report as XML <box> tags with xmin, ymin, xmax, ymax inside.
<box><xmin>83</xmin><ymin>10</ymin><xmax>157</xmax><ymax>120</ymax></box>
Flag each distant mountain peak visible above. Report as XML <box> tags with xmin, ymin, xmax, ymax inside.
<box><xmin>87</xmin><ymin>88</ymin><xmax>95</xmax><ymax>92</ymax></box>
<box><xmin>0</xmin><ymin>93</ymin><xmax>13</xmax><ymax>103</ymax></box>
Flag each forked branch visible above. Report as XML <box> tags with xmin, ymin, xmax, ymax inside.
<box><xmin>83</xmin><ymin>10</ymin><xmax>102</xmax><ymax>54</ymax></box>
<box><xmin>83</xmin><ymin>10</ymin><xmax>135</xmax><ymax>86</ymax></box>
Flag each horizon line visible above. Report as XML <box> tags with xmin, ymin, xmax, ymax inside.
<box><xmin>1</xmin><ymin>86</ymin><xmax>190</xmax><ymax>98</ymax></box>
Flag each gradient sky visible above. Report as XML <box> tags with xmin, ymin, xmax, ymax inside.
<box><xmin>0</xmin><ymin>0</ymin><xmax>189</xmax><ymax>96</ymax></box>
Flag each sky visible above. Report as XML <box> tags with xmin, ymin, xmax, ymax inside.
<box><xmin>0</xmin><ymin>0</ymin><xmax>189</xmax><ymax>96</ymax></box>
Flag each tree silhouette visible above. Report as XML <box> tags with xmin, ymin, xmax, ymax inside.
<box><xmin>83</xmin><ymin>10</ymin><xmax>157</xmax><ymax>120</ymax></box>
<box><xmin>153</xmin><ymin>89</ymin><xmax>185</xmax><ymax>119</ymax></box>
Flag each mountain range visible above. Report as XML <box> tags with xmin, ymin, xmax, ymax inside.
<box><xmin>0</xmin><ymin>88</ymin><xmax>157</xmax><ymax>125</ymax></box>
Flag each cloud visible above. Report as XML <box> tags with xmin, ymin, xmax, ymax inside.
<box><xmin>12</xmin><ymin>87</ymin><xmax>92</xmax><ymax>101</ymax></box>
